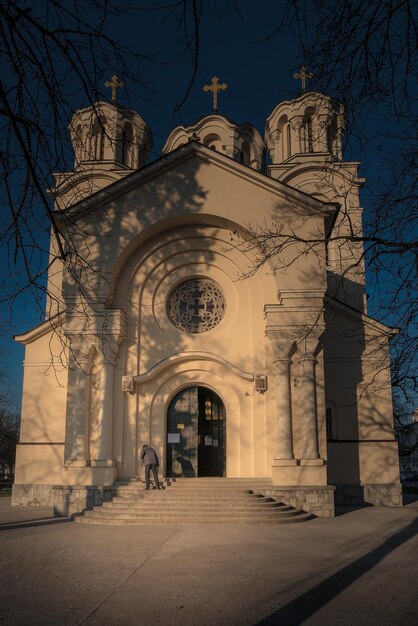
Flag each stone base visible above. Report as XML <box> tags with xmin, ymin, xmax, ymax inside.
<box><xmin>335</xmin><ymin>483</ymin><xmax>403</xmax><ymax>507</ymax></box>
<box><xmin>272</xmin><ymin>462</ymin><xmax>327</xmax><ymax>486</ymax></box>
<box><xmin>264</xmin><ymin>485</ymin><xmax>336</xmax><ymax>518</ymax></box>
<box><xmin>11</xmin><ymin>484</ymin><xmax>116</xmax><ymax>516</ymax></box>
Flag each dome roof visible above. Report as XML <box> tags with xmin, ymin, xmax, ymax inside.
<box><xmin>265</xmin><ymin>92</ymin><xmax>345</xmax><ymax>163</ymax></box>
<box><xmin>163</xmin><ymin>114</ymin><xmax>265</xmax><ymax>171</ymax></box>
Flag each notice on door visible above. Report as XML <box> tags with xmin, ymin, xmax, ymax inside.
<box><xmin>204</xmin><ymin>435</ymin><xmax>212</xmax><ymax>446</ymax></box>
<box><xmin>168</xmin><ymin>433</ymin><xmax>181</xmax><ymax>444</ymax></box>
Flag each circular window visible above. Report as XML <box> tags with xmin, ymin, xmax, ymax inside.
<box><xmin>167</xmin><ymin>278</ymin><xmax>226</xmax><ymax>333</ymax></box>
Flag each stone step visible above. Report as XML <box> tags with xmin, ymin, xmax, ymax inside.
<box><xmin>81</xmin><ymin>508</ymin><xmax>305</xmax><ymax>520</ymax></box>
<box><xmin>75</xmin><ymin>513</ymin><xmax>312</xmax><ymax>525</ymax></box>
<box><xmin>119</xmin><ymin>479</ymin><xmax>272</xmax><ymax>486</ymax></box>
<box><xmin>74</xmin><ymin>479</ymin><xmax>311</xmax><ymax>526</ymax></box>
<box><xmin>100</xmin><ymin>504</ymin><xmax>295</xmax><ymax>515</ymax></box>
<box><xmin>116</xmin><ymin>488</ymin><xmax>268</xmax><ymax>496</ymax></box>
<box><xmin>103</xmin><ymin>500</ymin><xmax>291</xmax><ymax>510</ymax></box>
<box><xmin>116</xmin><ymin>493</ymin><xmax>267</xmax><ymax>501</ymax></box>
<box><xmin>118</xmin><ymin>484</ymin><xmax>263</xmax><ymax>490</ymax></box>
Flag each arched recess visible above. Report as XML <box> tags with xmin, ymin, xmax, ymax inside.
<box><xmin>109</xmin><ymin>214</ymin><xmax>278</xmax><ymax>308</ymax></box>
<box><xmin>110</xmin><ymin>218</ymin><xmax>278</xmax><ymax>479</ymax></box>
<box><xmin>136</xmin><ymin>363</ymin><xmax>246</xmax><ymax>479</ymax></box>
<box><xmin>203</xmin><ymin>133</ymin><xmax>223</xmax><ymax>152</ymax></box>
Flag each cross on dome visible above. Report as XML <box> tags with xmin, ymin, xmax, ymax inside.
<box><xmin>293</xmin><ymin>66</ymin><xmax>314</xmax><ymax>91</ymax></box>
<box><xmin>203</xmin><ymin>76</ymin><xmax>228</xmax><ymax>112</ymax></box>
<box><xmin>104</xmin><ymin>75</ymin><xmax>124</xmax><ymax>102</ymax></box>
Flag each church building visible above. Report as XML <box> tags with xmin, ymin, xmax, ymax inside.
<box><xmin>12</xmin><ymin>76</ymin><xmax>402</xmax><ymax>517</ymax></box>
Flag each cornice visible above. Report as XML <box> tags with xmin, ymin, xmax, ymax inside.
<box><xmin>327</xmin><ymin>297</ymin><xmax>398</xmax><ymax>334</ymax></box>
<box><xmin>14</xmin><ymin>312</ymin><xmax>66</xmax><ymax>345</ymax></box>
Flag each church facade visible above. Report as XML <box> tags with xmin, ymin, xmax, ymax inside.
<box><xmin>12</xmin><ymin>87</ymin><xmax>402</xmax><ymax>516</ymax></box>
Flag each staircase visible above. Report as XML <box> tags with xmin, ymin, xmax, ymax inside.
<box><xmin>74</xmin><ymin>479</ymin><xmax>312</xmax><ymax>525</ymax></box>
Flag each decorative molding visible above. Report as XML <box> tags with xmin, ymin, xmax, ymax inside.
<box><xmin>133</xmin><ymin>351</ymin><xmax>254</xmax><ymax>383</ymax></box>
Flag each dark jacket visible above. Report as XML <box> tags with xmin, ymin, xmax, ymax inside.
<box><xmin>140</xmin><ymin>445</ymin><xmax>159</xmax><ymax>466</ymax></box>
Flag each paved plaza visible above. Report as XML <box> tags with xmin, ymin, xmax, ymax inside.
<box><xmin>1</xmin><ymin>495</ymin><xmax>417</xmax><ymax>625</ymax></box>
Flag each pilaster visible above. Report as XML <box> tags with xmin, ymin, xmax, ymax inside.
<box><xmin>63</xmin><ymin>308</ymin><xmax>126</xmax><ymax>485</ymax></box>
<box><xmin>265</xmin><ymin>293</ymin><xmax>327</xmax><ymax>486</ymax></box>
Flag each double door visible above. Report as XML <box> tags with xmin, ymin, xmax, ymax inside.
<box><xmin>166</xmin><ymin>386</ymin><xmax>226</xmax><ymax>477</ymax></box>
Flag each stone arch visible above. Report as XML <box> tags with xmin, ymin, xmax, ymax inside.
<box><xmin>110</xmin><ymin>214</ymin><xmax>279</xmax><ymax>308</ymax></box>
<box><xmin>144</xmin><ymin>364</ymin><xmax>245</xmax><ymax>478</ymax></box>
<box><xmin>111</xmin><ymin>220</ymin><xmax>275</xmax><ymax>479</ymax></box>
<box><xmin>203</xmin><ymin>133</ymin><xmax>223</xmax><ymax>152</ymax></box>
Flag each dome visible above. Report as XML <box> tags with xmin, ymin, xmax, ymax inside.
<box><xmin>265</xmin><ymin>92</ymin><xmax>344</xmax><ymax>164</ymax></box>
<box><xmin>163</xmin><ymin>114</ymin><xmax>265</xmax><ymax>171</ymax></box>
<box><xmin>52</xmin><ymin>101</ymin><xmax>153</xmax><ymax>208</ymax></box>
<box><xmin>69</xmin><ymin>101</ymin><xmax>152</xmax><ymax>170</ymax></box>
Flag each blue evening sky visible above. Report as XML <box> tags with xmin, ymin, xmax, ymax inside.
<box><xmin>0</xmin><ymin>2</ymin><xmax>410</xmax><ymax>412</ymax></box>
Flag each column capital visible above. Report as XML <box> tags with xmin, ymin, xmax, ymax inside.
<box><xmin>290</xmin><ymin>115</ymin><xmax>304</xmax><ymax>131</ymax></box>
<box><xmin>67</xmin><ymin>336</ymin><xmax>94</xmax><ymax>372</ymax></box>
<box><xmin>266</xmin><ymin>330</ymin><xmax>294</xmax><ymax>359</ymax></box>
<box><xmin>96</xmin><ymin>335</ymin><xmax>123</xmax><ymax>365</ymax></box>
<box><xmin>295</xmin><ymin>327</ymin><xmax>324</xmax><ymax>361</ymax></box>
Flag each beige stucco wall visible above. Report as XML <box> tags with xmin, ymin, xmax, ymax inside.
<box><xmin>14</xmin><ymin>444</ymin><xmax>64</xmax><ymax>484</ymax></box>
<box><xmin>324</xmin><ymin>304</ymin><xmax>400</xmax><ymax>485</ymax></box>
<box><xmin>14</xmin><ymin>327</ymin><xmax>68</xmax><ymax>485</ymax></box>
<box><xmin>15</xmin><ymin>146</ymin><xmax>400</xmax><ymax>496</ymax></box>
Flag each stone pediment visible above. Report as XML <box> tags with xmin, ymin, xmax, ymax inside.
<box><xmin>56</xmin><ymin>142</ymin><xmax>337</xmax><ymax>225</ymax></box>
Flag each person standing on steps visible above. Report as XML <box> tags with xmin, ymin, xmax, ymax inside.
<box><xmin>140</xmin><ymin>444</ymin><xmax>161</xmax><ymax>490</ymax></box>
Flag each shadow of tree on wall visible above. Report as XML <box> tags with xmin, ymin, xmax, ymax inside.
<box><xmin>41</xmin><ymin>148</ymin><xmax>264</xmax><ymax>482</ymax></box>
<box><xmin>16</xmin><ymin>142</ymin><xmax>401</xmax><ymax>507</ymax></box>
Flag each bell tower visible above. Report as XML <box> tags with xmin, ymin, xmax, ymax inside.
<box><xmin>266</xmin><ymin>90</ymin><xmax>367</xmax><ymax>311</ymax></box>
<box><xmin>52</xmin><ymin>98</ymin><xmax>152</xmax><ymax>209</ymax></box>
<box><xmin>265</xmin><ymin>91</ymin><xmax>344</xmax><ymax>168</ymax></box>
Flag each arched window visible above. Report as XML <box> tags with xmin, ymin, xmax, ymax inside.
<box><xmin>73</xmin><ymin>124</ymin><xmax>84</xmax><ymax>164</ymax></box>
<box><xmin>306</xmin><ymin>117</ymin><xmax>313</xmax><ymax>153</ymax></box>
<box><xmin>203</xmin><ymin>134</ymin><xmax>222</xmax><ymax>152</ymax></box>
<box><xmin>240</xmin><ymin>141</ymin><xmax>251</xmax><ymax>166</ymax></box>
<box><xmin>93</xmin><ymin>116</ymin><xmax>107</xmax><ymax>161</ymax></box>
<box><xmin>327</xmin><ymin>117</ymin><xmax>338</xmax><ymax>154</ymax></box>
<box><xmin>327</xmin><ymin>125</ymin><xmax>333</xmax><ymax>153</ymax></box>
<box><xmin>121</xmin><ymin>122</ymin><xmax>133</xmax><ymax>167</ymax></box>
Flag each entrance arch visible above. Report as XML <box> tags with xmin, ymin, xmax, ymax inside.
<box><xmin>166</xmin><ymin>386</ymin><xmax>226</xmax><ymax>477</ymax></box>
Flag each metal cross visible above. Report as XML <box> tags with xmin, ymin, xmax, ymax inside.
<box><xmin>203</xmin><ymin>76</ymin><xmax>228</xmax><ymax>112</ymax></box>
<box><xmin>104</xmin><ymin>75</ymin><xmax>124</xmax><ymax>102</ymax></box>
<box><xmin>293</xmin><ymin>66</ymin><xmax>313</xmax><ymax>91</ymax></box>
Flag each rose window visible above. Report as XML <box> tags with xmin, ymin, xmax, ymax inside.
<box><xmin>167</xmin><ymin>278</ymin><xmax>226</xmax><ymax>333</ymax></box>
